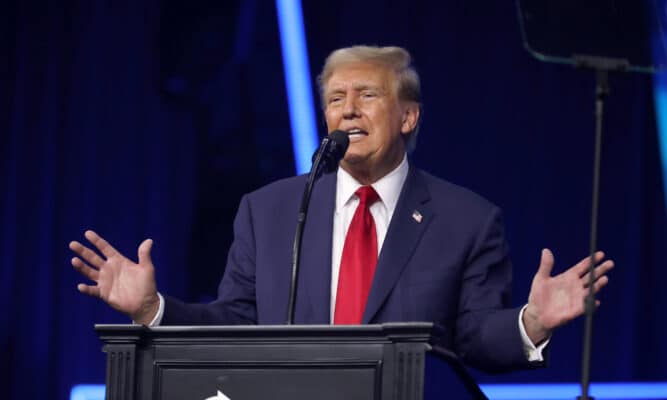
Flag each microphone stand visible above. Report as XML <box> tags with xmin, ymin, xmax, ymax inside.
<box><xmin>286</xmin><ymin>131</ymin><xmax>348</xmax><ymax>324</ymax></box>
<box><xmin>286</xmin><ymin>139</ymin><xmax>330</xmax><ymax>325</ymax></box>
<box><xmin>572</xmin><ymin>55</ymin><xmax>627</xmax><ymax>400</ymax></box>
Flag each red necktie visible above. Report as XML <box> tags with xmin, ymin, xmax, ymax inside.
<box><xmin>334</xmin><ymin>186</ymin><xmax>380</xmax><ymax>324</ymax></box>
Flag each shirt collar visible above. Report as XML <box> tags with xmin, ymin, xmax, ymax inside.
<box><xmin>335</xmin><ymin>154</ymin><xmax>409</xmax><ymax>213</ymax></box>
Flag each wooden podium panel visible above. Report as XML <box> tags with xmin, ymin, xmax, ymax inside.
<box><xmin>96</xmin><ymin>323</ymin><xmax>486</xmax><ymax>400</ymax></box>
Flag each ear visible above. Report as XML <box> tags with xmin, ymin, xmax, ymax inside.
<box><xmin>400</xmin><ymin>102</ymin><xmax>420</xmax><ymax>135</ymax></box>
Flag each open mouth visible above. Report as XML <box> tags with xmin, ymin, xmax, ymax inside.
<box><xmin>346</xmin><ymin>128</ymin><xmax>368</xmax><ymax>140</ymax></box>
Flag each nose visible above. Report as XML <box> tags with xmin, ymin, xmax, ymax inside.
<box><xmin>342</xmin><ymin>97</ymin><xmax>359</xmax><ymax>119</ymax></box>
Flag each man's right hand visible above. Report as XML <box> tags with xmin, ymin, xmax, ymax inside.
<box><xmin>70</xmin><ymin>230</ymin><xmax>160</xmax><ymax>325</ymax></box>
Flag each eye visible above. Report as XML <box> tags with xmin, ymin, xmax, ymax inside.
<box><xmin>361</xmin><ymin>90</ymin><xmax>377</xmax><ymax>99</ymax></box>
<box><xmin>328</xmin><ymin>95</ymin><xmax>343</xmax><ymax>104</ymax></box>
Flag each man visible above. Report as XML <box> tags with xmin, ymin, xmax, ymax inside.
<box><xmin>70</xmin><ymin>45</ymin><xmax>613</xmax><ymax>373</ymax></box>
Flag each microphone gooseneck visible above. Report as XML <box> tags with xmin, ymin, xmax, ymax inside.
<box><xmin>287</xmin><ymin>131</ymin><xmax>349</xmax><ymax>324</ymax></box>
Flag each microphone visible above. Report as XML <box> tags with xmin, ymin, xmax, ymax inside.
<box><xmin>311</xmin><ymin>130</ymin><xmax>350</xmax><ymax>177</ymax></box>
<box><xmin>286</xmin><ymin>130</ymin><xmax>349</xmax><ymax>324</ymax></box>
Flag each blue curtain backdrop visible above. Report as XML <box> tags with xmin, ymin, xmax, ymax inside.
<box><xmin>1</xmin><ymin>1</ymin><xmax>665</xmax><ymax>399</ymax></box>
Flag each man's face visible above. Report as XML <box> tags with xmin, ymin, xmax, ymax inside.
<box><xmin>323</xmin><ymin>62</ymin><xmax>419</xmax><ymax>183</ymax></box>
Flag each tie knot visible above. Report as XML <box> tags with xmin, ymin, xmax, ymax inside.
<box><xmin>355</xmin><ymin>186</ymin><xmax>379</xmax><ymax>206</ymax></box>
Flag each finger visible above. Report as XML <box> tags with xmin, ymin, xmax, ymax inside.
<box><xmin>85</xmin><ymin>230</ymin><xmax>120</xmax><ymax>259</ymax></box>
<box><xmin>582</xmin><ymin>276</ymin><xmax>609</xmax><ymax>296</ymax></box>
<box><xmin>77</xmin><ymin>283</ymin><xmax>101</xmax><ymax>298</ymax></box>
<box><xmin>137</xmin><ymin>238</ymin><xmax>153</xmax><ymax>266</ymax></box>
<box><xmin>536</xmin><ymin>248</ymin><xmax>555</xmax><ymax>278</ymax></box>
<box><xmin>71</xmin><ymin>257</ymin><xmax>100</xmax><ymax>282</ymax></box>
<box><xmin>591</xmin><ymin>275</ymin><xmax>609</xmax><ymax>293</ymax></box>
<box><xmin>574</xmin><ymin>251</ymin><xmax>605</xmax><ymax>277</ymax></box>
<box><xmin>581</xmin><ymin>260</ymin><xmax>614</xmax><ymax>286</ymax></box>
<box><xmin>69</xmin><ymin>241</ymin><xmax>106</xmax><ymax>268</ymax></box>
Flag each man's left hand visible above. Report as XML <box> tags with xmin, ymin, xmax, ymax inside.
<box><xmin>523</xmin><ymin>249</ymin><xmax>614</xmax><ymax>344</ymax></box>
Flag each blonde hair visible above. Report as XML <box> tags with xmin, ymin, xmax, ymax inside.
<box><xmin>317</xmin><ymin>45</ymin><xmax>422</xmax><ymax>152</ymax></box>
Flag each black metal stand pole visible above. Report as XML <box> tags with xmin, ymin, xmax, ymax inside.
<box><xmin>287</xmin><ymin>139</ymin><xmax>329</xmax><ymax>324</ymax></box>
<box><xmin>577</xmin><ymin>67</ymin><xmax>610</xmax><ymax>400</ymax></box>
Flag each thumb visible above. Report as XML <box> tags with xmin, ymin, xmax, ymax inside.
<box><xmin>138</xmin><ymin>238</ymin><xmax>154</xmax><ymax>265</ymax></box>
<box><xmin>536</xmin><ymin>248</ymin><xmax>555</xmax><ymax>278</ymax></box>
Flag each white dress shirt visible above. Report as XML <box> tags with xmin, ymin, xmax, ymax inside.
<box><xmin>330</xmin><ymin>154</ymin><xmax>410</xmax><ymax>320</ymax></box>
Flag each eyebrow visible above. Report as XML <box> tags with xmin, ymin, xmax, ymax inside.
<box><xmin>326</xmin><ymin>84</ymin><xmax>384</xmax><ymax>96</ymax></box>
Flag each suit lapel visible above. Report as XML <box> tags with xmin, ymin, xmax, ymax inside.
<box><xmin>362</xmin><ymin>167</ymin><xmax>433</xmax><ymax>323</ymax></box>
<box><xmin>296</xmin><ymin>171</ymin><xmax>336</xmax><ymax>323</ymax></box>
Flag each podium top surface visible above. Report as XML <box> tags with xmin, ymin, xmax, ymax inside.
<box><xmin>94</xmin><ymin>322</ymin><xmax>441</xmax><ymax>344</ymax></box>
<box><xmin>96</xmin><ymin>321</ymin><xmax>433</xmax><ymax>336</ymax></box>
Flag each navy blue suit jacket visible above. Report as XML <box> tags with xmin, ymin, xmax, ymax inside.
<box><xmin>163</xmin><ymin>166</ymin><xmax>538</xmax><ymax>372</ymax></box>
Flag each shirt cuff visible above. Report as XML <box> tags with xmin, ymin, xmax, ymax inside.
<box><xmin>133</xmin><ymin>292</ymin><xmax>165</xmax><ymax>327</ymax></box>
<box><xmin>518</xmin><ymin>304</ymin><xmax>550</xmax><ymax>362</ymax></box>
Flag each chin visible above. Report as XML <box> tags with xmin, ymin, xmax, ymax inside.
<box><xmin>342</xmin><ymin>152</ymin><xmax>368</xmax><ymax>166</ymax></box>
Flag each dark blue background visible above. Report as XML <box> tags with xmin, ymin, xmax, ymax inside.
<box><xmin>1</xmin><ymin>1</ymin><xmax>665</xmax><ymax>399</ymax></box>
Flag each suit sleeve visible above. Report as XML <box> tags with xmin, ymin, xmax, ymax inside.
<box><xmin>161</xmin><ymin>194</ymin><xmax>258</xmax><ymax>325</ymax></box>
<box><xmin>454</xmin><ymin>207</ymin><xmax>546</xmax><ymax>372</ymax></box>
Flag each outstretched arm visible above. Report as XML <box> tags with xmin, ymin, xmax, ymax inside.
<box><xmin>70</xmin><ymin>230</ymin><xmax>160</xmax><ymax>325</ymax></box>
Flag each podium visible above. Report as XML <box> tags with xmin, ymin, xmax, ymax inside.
<box><xmin>96</xmin><ymin>323</ymin><xmax>487</xmax><ymax>400</ymax></box>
